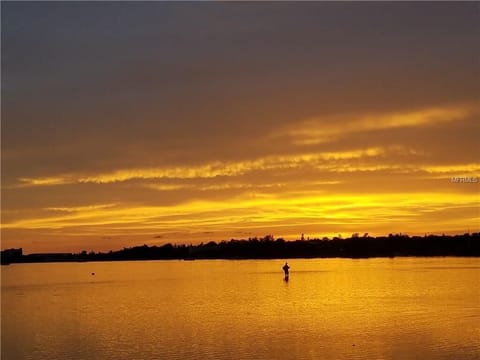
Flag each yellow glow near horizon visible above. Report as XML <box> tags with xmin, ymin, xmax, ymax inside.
<box><xmin>3</xmin><ymin>192</ymin><xmax>477</xmax><ymax>232</ymax></box>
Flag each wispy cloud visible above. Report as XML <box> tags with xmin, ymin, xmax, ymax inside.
<box><xmin>46</xmin><ymin>203</ymin><xmax>118</xmax><ymax>213</ymax></box>
<box><xmin>18</xmin><ymin>176</ymin><xmax>71</xmax><ymax>187</ymax></box>
<box><xmin>422</xmin><ymin>164</ymin><xmax>480</xmax><ymax>174</ymax></box>
<box><xmin>17</xmin><ymin>147</ymin><xmax>386</xmax><ymax>186</ymax></box>
<box><xmin>275</xmin><ymin>104</ymin><xmax>478</xmax><ymax>145</ymax></box>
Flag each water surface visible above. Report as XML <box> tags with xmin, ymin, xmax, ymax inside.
<box><xmin>2</xmin><ymin>258</ymin><xmax>479</xmax><ymax>359</ymax></box>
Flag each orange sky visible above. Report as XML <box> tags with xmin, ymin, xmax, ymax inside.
<box><xmin>2</xmin><ymin>3</ymin><xmax>479</xmax><ymax>253</ymax></box>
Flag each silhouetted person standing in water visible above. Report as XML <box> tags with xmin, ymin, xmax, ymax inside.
<box><xmin>282</xmin><ymin>262</ymin><xmax>290</xmax><ymax>277</ymax></box>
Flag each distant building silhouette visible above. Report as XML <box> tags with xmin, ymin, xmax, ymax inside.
<box><xmin>1</xmin><ymin>248</ymin><xmax>23</xmax><ymax>265</ymax></box>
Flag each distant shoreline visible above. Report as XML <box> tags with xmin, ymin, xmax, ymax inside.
<box><xmin>2</xmin><ymin>254</ymin><xmax>480</xmax><ymax>266</ymax></box>
<box><xmin>2</xmin><ymin>233</ymin><xmax>479</xmax><ymax>265</ymax></box>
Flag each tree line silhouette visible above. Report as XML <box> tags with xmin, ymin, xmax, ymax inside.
<box><xmin>2</xmin><ymin>233</ymin><xmax>479</xmax><ymax>264</ymax></box>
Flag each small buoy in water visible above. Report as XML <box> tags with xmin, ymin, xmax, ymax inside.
<box><xmin>91</xmin><ymin>272</ymin><xmax>95</xmax><ymax>275</ymax></box>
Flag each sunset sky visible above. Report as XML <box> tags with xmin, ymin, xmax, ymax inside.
<box><xmin>2</xmin><ymin>2</ymin><xmax>479</xmax><ymax>253</ymax></box>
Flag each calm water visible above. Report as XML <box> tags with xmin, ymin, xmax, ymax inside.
<box><xmin>2</xmin><ymin>258</ymin><xmax>479</xmax><ymax>360</ymax></box>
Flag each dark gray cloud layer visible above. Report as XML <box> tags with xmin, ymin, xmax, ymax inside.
<box><xmin>3</xmin><ymin>3</ymin><xmax>479</xmax><ymax>175</ymax></box>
